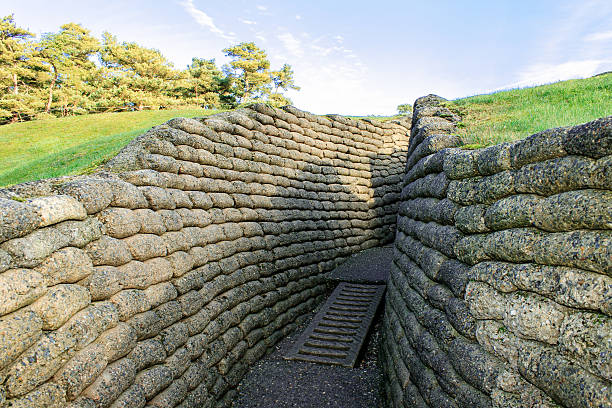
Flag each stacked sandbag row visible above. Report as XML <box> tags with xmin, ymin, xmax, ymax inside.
<box><xmin>447</xmin><ymin>114</ymin><xmax>611</xmax><ymax>408</ymax></box>
<box><xmin>381</xmin><ymin>94</ymin><xmax>611</xmax><ymax>408</ymax></box>
<box><xmin>381</xmin><ymin>94</ymin><xmax>495</xmax><ymax>408</ymax></box>
<box><xmin>0</xmin><ymin>104</ymin><xmax>411</xmax><ymax>408</ymax></box>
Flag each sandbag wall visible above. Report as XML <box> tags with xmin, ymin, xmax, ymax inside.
<box><xmin>0</xmin><ymin>104</ymin><xmax>410</xmax><ymax>408</ymax></box>
<box><xmin>382</xmin><ymin>94</ymin><xmax>611</xmax><ymax>408</ymax></box>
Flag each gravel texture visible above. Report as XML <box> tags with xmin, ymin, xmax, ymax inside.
<box><xmin>232</xmin><ymin>301</ymin><xmax>385</xmax><ymax>408</ymax></box>
<box><xmin>327</xmin><ymin>245</ymin><xmax>393</xmax><ymax>284</ymax></box>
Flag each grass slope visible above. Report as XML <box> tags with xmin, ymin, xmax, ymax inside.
<box><xmin>1</xmin><ymin>74</ymin><xmax>610</xmax><ymax>187</ymax></box>
<box><xmin>0</xmin><ymin>109</ymin><xmax>222</xmax><ymax>187</ymax></box>
<box><xmin>450</xmin><ymin>72</ymin><xmax>612</xmax><ymax>147</ymax></box>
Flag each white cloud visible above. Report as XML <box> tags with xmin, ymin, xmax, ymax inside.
<box><xmin>255</xmin><ymin>5</ymin><xmax>272</xmax><ymax>16</ymax></box>
<box><xmin>277</xmin><ymin>32</ymin><xmax>303</xmax><ymax>57</ymax></box>
<box><xmin>295</xmin><ymin>15</ymin><xmax>302</xmax><ymax>20</ymax></box>
<box><xmin>534</xmin><ymin>1</ymin><xmax>612</xmax><ymax>62</ymax></box>
<box><xmin>333</xmin><ymin>35</ymin><xmax>344</xmax><ymax>43</ymax></box>
<box><xmin>493</xmin><ymin>1</ymin><xmax>612</xmax><ymax>95</ymax></box>
<box><xmin>309</xmin><ymin>41</ymin><xmax>357</xmax><ymax>60</ymax></box>
<box><xmin>310</xmin><ymin>44</ymin><xmax>333</xmax><ymax>57</ymax></box>
<box><xmin>288</xmin><ymin>62</ymin><xmax>384</xmax><ymax>115</ymax></box>
<box><xmin>495</xmin><ymin>59</ymin><xmax>612</xmax><ymax>90</ymax></box>
<box><xmin>584</xmin><ymin>30</ymin><xmax>612</xmax><ymax>42</ymax></box>
<box><xmin>274</xmin><ymin>33</ymin><xmax>377</xmax><ymax>114</ymax></box>
<box><xmin>239</xmin><ymin>18</ymin><xmax>257</xmax><ymax>25</ymax></box>
<box><xmin>180</xmin><ymin>0</ymin><xmax>235</xmax><ymax>41</ymax></box>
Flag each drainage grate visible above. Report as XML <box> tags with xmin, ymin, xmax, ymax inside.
<box><xmin>284</xmin><ymin>282</ymin><xmax>385</xmax><ymax>367</ymax></box>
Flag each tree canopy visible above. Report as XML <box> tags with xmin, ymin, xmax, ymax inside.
<box><xmin>0</xmin><ymin>14</ymin><xmax>41</xmax><ymax>122</ymax></box>
<box><xmin>271</xmin><ymin>64</ymin><xmax>300</xmax><ymax>94</ymax></box>
<box><xmin>37</xmin><ymin>23</ymin><xmax>100</xmax><ymax>114</ymax></box>
<box><xmin>223</xmin><ymin>42</ymin><xmax>272</xmax><ymax>103</ymax></box>
<box><xmin>99</xmin><ymin>32</ymin><xmax>181</xmax><ymax>111</ymax></box>
<box><xmin>0</xmin><ymin>16</ymin><xmax>300</xmax><ymax>124</ymax></box>
<box><xmin>397</xmin><ymin>103</ymin><xmax>412</xmax><ymax>114</ymax></box>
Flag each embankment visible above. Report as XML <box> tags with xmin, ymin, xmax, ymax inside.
<box><xmin>0</xmin><ymin>105</ymin><xmax>410</xmax><ymax>407</ymax></box>
<box><xmin>381</xmin><ymin>95</ymin><xmax>611</xmax><ymax>408</ymax></box>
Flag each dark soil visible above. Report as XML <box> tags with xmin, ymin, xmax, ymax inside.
<box><xmin>232</xmin><ymin>304</ymin><xmax>385</xmax><ymax>408</ymax></box>
<box><xmin>327</xmin><ymin>245</ymin><xmax>393</xmax><ymax>284</ymax></box>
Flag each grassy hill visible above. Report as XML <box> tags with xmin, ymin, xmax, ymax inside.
<box><xmin>0</xmin><ymin>109</ymin><xmax>222</xmax><ymax>187</ymax></box>
<box><xmin>449</xmin><ymin>72</ymin><xmax>612</xmax><ymax>147</ymax></box>
<box><xmin>0</xmin><ymin>73</ymin><xmax>610</xmax><ymax>187</ymax></box>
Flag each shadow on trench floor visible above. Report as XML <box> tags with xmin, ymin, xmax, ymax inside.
<box><xmin>233</xmin><ymin>245</ymin><xmax>394</xmax><ymax>408</ymax></box>
<box><xmin>232</xmin><ymin>303</ymin><xmax>384</xmax><ymax>408</ymax></box>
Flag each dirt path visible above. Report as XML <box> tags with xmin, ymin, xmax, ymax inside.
<box><xmin>232</xmin><ymin>245</ymin><xmax>393</xmax><ymax>408</ymax></box>
<box><xmin>232</xmin><ymin>306</ymin><xmax>384</xmax><ymax>408</ymax></box>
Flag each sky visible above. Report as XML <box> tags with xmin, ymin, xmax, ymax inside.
<box><xmin>4</xmin><ymin>0</ymin><xmax>612</xmax><ymax>115</ymax></box>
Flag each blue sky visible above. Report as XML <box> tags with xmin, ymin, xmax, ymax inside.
<box><xmin>5</xmin><ymin>0</ymin><xmax>612</xmax><ymax>115</ymax></box>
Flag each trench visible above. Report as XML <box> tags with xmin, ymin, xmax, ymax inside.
<box><xmin>232</xmin><ymin>245</ymin><xmax>392</xmax><ymax>408</ymax></box>
<box><xmin>1</xmin><ymin>98</ymin><xmax>610</xmax><ymax>408</ymax></box>
<box><xmin>0</xmin><ymin>105</ymin><xmax>410</xmax><ymax>408</ymax></box>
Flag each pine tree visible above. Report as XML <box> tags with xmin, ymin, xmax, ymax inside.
<box><xmin>267</xmin><ymin>92</ymin><xmax>292</xmax><ymax>107</ymax></box>
<box><xmin>397</xmin><ymin>103</ymin><xmax>412</xmax><ymax>114</ymax></box>
<box><xmin>0</xmin><ymin>15</ymin><xmax>43</xmax><ymax>123</ymax></box>
<box><xmin>177</xmin><ymin>57</ymin><xmax>226</xmax><ymax>108</ymax></box>
<box><xmin>268</xmin><ymin>64</ymin><xmax>299</xmax><ymax>107</ymax></box>
<box><xmin>0</xmin><ymin>19</ymin><xmax>301</xmax><ymax>122</ymax></box>
<box><xmin>271</xmin><ymin>64</ymin><xmax>300</xmax><ymax>94</ymax></box>
<box><xmin>222</xmin><ymin>42</ymin><xmax>271</xmax><ymax>103</ymax></box>
<box><xmin>100</xmin><ymin>32</ymin><xmax>181</xmax><ymax>111</ymax></box>
<box><xmin>36</xmin><ymin>23</ymin><xmax>100</xmax><ymax>115</ymax></box>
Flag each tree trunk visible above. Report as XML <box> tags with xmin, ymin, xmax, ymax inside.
<box><xmin>10</xmin><ymin>74</ymin><xmax>19</xmax><ymax>123</ymax></box>
<box><xmin>45</xmin><ymin>65</ymin><xmax>58</xmax><ymax>114</ymax></box>
<box><xmin>45</xmin><ymin>78</ymin><xmax>55</xmax><ymax>113</ymax></box>
<box><xmin>243</xmin><ymin>71</ymin><xmax>249</xmax><ymax>102</ymax></box>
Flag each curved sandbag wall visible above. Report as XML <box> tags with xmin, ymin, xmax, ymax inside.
<box><xmin>382</xmin><ymin>95</ymin><xmax>611</xmax><ymax>408</ymax></box>
<box><xmin>0</xmin><ymin>104</ymin><xmax>410</xmax><ymax>408</ymax></box>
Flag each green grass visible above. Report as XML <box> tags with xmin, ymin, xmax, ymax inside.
<box><xmin>0</xmin><ymin>108</ymin><xmax>223</xmax><ymax>187</ymax></box>
<box><xmin>449</xmin><ymin>72</ymin><xmax>612</xmax><ymax>146</ymax></box>
<box><xmin>2</xmin><ymin>74</ymin><xmax>611</xmax><ymax>186</ymax></box>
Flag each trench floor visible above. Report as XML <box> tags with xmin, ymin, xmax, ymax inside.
<box><xmin>232</xmin><ymin>304</ymin><xmax>384</xmax><ymax>408</ymax></box>
<box><xmin>232</xmin><ymin>245</ymin><xmax>392</xmax><ymax>408</ymax></box>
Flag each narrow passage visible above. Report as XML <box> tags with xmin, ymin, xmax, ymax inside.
<box><xmin>232</xmin><ymin>246</ymin><xmax>393</xmax><ymax>408</ymax></box>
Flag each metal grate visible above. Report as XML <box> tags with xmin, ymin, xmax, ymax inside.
<box><xmin>284</xmin><ymin>282</ymin><xmax>385</xmax><ymax>367</ymax></box>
